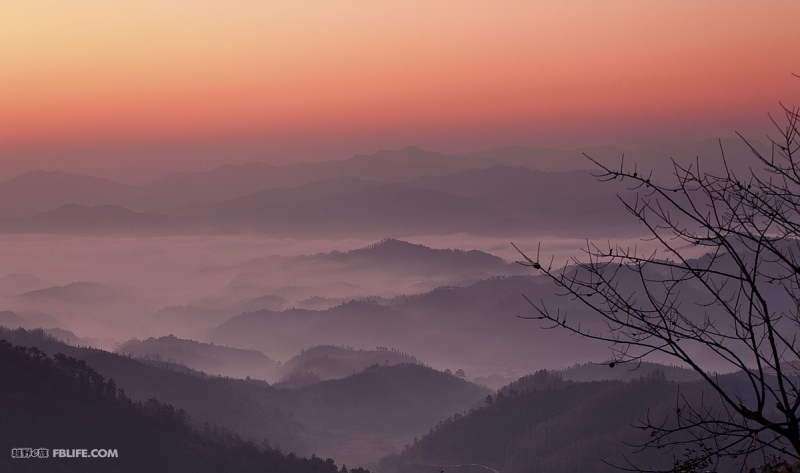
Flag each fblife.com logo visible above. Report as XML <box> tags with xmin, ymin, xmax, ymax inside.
<box><xmin>12</xmin><ymin>448</ymin><xmax>119</xmax><ymax>459</ymax></box>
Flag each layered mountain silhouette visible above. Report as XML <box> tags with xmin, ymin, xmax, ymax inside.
<box><xmin>0</xmin><ymin>310</ymin><xmax>63</xmax><ymax>330</ymax></box>
<box><xmin>205</xmin><ymin>239</ymin><xmax>517</xmax><ymax>279</ymax></box>
<box><xmin>3</xmin><ymin>143</ymin><xmax>760</xmax><ymax>237</ymax></box>
<box><xmin>0</xmin><ymin>147</ymin><xmax>496</xmax><ymax>217</ymax></box>
<box><xmin>193</xmin><ymin>239</ymin><xmax>525</xmax><ymax>313</ymax></box>
<box><xmin>0</xmin><ymin>336</ymin><xmax>366</xmax><ymax>473</ymax></box>
<box><xmin>2</xmin><ymin>327</ymin><xmax>489</xmax><ymax>467</ymax></box>
<box><xmin>408</xmin><ymin>165</ymin><xmax>635</xmax><ymax>232</ymax></box>
<box><xmin>0</xmin><ymin>140</ymin><xmax>764</xmax><ymax>217</ymax></box>
<box><xmin>0</xmin><ymin>204</ymin><xmax>205</xmax><ymax>234</ymax></box>
<box><xmin>9</xmin><ymin>282</ymin><xmax>156</xmax><ymax>339</ymax></box>
<box><xmin>176</xmin><ymin>176</ymin><xmax>381</xmax><ymax>214</ymax></box>
<box><xmin>0</xmin><ymin>170</ymin><xmax>136</xmax><ymax>218</ymax></box>
<box><xmin>116</xmin><ymin>334</ymin><xmax>278</xmax><ymax>381</ymax></box>
<box><xmin>0</xmin><ymin>273</ymin><xmax>52</xmax><ymax>296</ymax></box>
<box><xmin>276</xmin><ymin>345</ymin><xmax>421</xmax><ymax>388</ymax></box>
<box><xmin>15</xmin><ymin>282</ymin><xmax>135</xmax><ymax>305</ymax></box>
<box><xmin>199</xmin><ymin>183</ymin><xmax>522</xmax><ymax>237</ymax></box>
<box><xmin>207</xmin><ymin>275</ymin><xmax>613</xmax><ymax>372</ymax></box>
<box><xmin>1</xmin><ymin>139</ymin><xmax>779</xmax><ymax>472</ymax></box>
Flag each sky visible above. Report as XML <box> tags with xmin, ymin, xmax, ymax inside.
<box><xmin>1</xmin><ymin>1</ymin><xmax>799</xmax><ymax>183</ymax></box>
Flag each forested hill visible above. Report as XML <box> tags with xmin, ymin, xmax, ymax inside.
<box><xmin>380</xmin><ymin>371</ymin><xmax>683</xmax><ymax>473</ymax></box>
<box><xmin>116</xmin><ymin>334</ymin><xmax>278</xmax><ymax>381</ymax></box>
<box><xmin>276</xmin><ymin>345</ymin><xmax>421</xmax><ymax>387</ymax></box>
<box><xmin>0</xmin><ymin>327</ymin><xmax>489</xmax><ymax>467</ymax></box>
<box><xmin>0</xmin><ymin>338</ymin><xmax>368</xmax><ymax>473</ymax></box>
<box><xmin>0</xmin><ymin>326</ymin><xmax>314</xmax><ymax>455</ymax></box>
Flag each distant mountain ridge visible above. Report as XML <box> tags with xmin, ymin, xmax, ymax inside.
<box><xmin>0</xmin><ymin>204</ymin><xmax>205</xmax><ymax>234</ymax></box>
<box><xmin>407</xmin><ymin>165</ymin><xmax>635</xmax><ymax>232</ymax></box>
<box><xmin>116</xmin><ymin>334</ymin><xmax>278</xmax><ymax>381</ymax></box>
<box><xmin>0</xmin><ymin>140</ymin><xmax>761</xmax><ymax>219</ymax></box>
<box><xmin>8</xmin><ymin>281</ymin><xmax>155</xmax><ymax>339</ymax></box>
<box><xmin>329</xmin><ymin>238</ymin><xmax>506</xmax><ymax>267</ymax></box>
<box><xmin>276</xmin><ymin>345</ymin><xmax>422</xmax><ymax>388</ymax></box>
<box><xmin>330</xmin><ymin>238</ymin><xmax>520</xmax><ymax>279</ymax></box>
<box><xmin>0</xmin><ymin>170</ymin><xmax>136</xmax><ymax>218</ymax></box>
<box><xmin>176</xmin><ymin>176</ymin><xmax>381</xmax><ymax>215</ymax></box>
<box><xmin>16</xmin><ymin>281</ymin><xmax>130</xmax><ymax>304</ymax></box>
<box><xmin>196</xmin><ymin>183</ymin><xmax>523</xmax><ymax>237</ymax></box>
<box><xmin>3</xmin><ymin>142</ymin><xmax>751</xmax><ymax>236</ymax></box>
<box><xmin>189</xmin><ymin>239</ymin><xmax>524</xmax><ymax>317</ymax></box>
<box><xmin>0</xmin><ymin>273</ymin><xmax>52</xmax><ymax>296</ymax></box>
<box><xmin>0</xmin><ymin>172</ymin><xmax>633</xmax><ymax>236</ymax></box>
<box><xmin>207</xmin><ymin>275</ymin><xmax>614</xmax><ymax>372</ymax></box>
<box><xmin>0</xmin><ymin>147</ymin><xmax>505</xmax><ymax>217</ymax></box>
<box><xmin>211</xmin><ymin>239</ymin><xmax>514</xmax><ymax>275</ymax></box>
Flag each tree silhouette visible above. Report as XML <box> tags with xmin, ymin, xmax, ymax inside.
<box><xmin>518</xmin><ymin>96</ymin><xmax>800</xmax><ymax>472</ymax></box>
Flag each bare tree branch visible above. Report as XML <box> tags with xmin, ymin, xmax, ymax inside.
<box><xmin>518</xmin><ymin>100</ymin><xmax>800</xmax><ymax>472</ymax></box>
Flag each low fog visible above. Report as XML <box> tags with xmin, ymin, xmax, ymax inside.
<box><xmin>0</xmin><ymin>143</ymin><xmax>746</xmax><ymax>378</ymax></box>
<box><xmin>0</xmin><ymin>224</ymin><xmax>725</xmax><ymax>380</ymax></box>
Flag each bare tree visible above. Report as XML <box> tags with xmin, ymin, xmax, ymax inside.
<box><xmin>517</xmin><ymin>98</ymin><xmax>800</xmax><ymax>472</ymax></box>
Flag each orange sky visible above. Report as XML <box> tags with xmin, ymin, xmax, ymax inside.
<box><xmin>1</xmin><ymin>1</ymin><xmax>798</xmax><ymax>182</ymax></box>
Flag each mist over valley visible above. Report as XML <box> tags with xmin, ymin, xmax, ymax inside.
<box><xmin>1</xmin><ymin>140</ymin><xmax>795</xmax><ymax>472</ymax></box>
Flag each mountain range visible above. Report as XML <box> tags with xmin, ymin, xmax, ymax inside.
<box><xmin>1</xmin><ymin>327</ymin><xmax>489</xmax><ymax>467</ymax></box>
<box><xmin>115</xmin><ymin>334</ymin><xmax>278</xmax><ymax>381</ymax></box>
<box><xmin>0</xmin><ymin>140</ymin><xmax>763</xmax><ymax>237</ymax></box>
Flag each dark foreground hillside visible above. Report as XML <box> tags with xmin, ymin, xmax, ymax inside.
<box><xmin>0</xmin><ymin>338</ymin><xmax>367</xmax><ymax>473</ymax></box>
<box><xmin>381</xmin><ymin>368</ymin><xmax>786</xmax><ymax>473</ymax></box>
<box><xmin>0</xmin><ymin>327</ymin><xmax>488</xmax><ymax>468</ymax></box>
<box><xmin>381</xmin><ymin>370</ymin><xmax>684</xmax><ymax>473</ymax></box>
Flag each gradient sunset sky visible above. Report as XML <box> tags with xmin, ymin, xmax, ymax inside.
<box><xmin>1</xmin><ymin>1</ymin><xmax>798</xmax><ymax>182</ymax></box>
